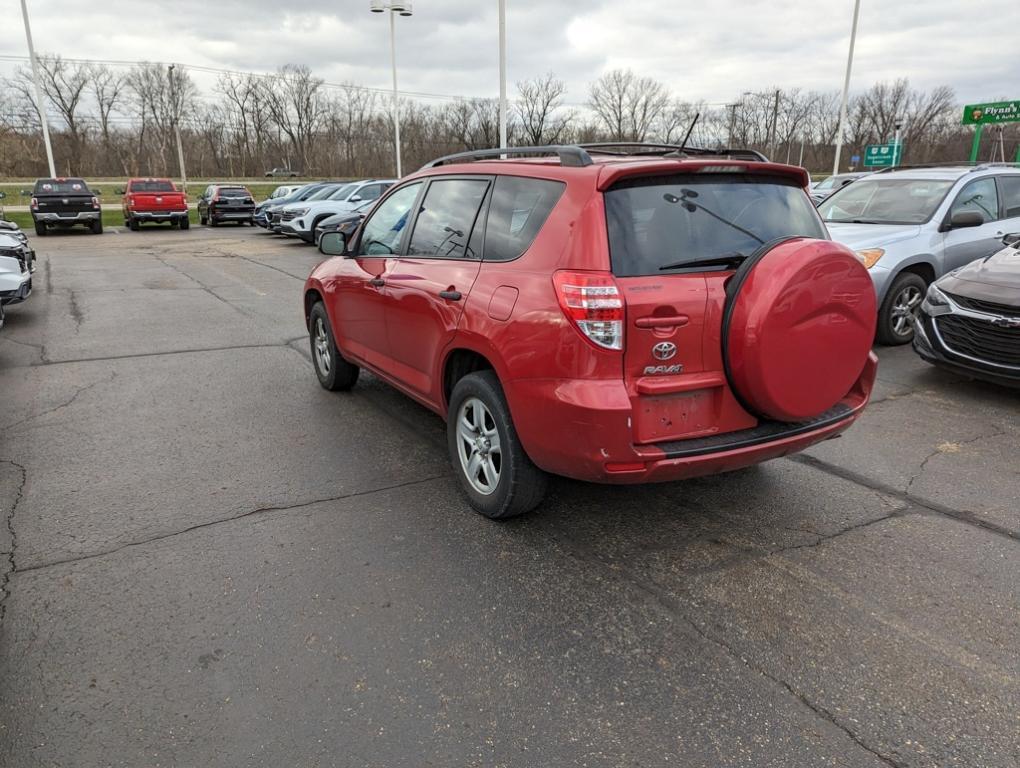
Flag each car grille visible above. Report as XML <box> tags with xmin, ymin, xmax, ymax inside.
<box><xmin>946</xmin><ymin>292</ymin><xmax>1020</xmax><ymax>318</ymax></box>
<box><xmin>936</xmin><ymin>315</ymin><xmax>1020</xmax><ymax>368</ymax></box>
<box><xmin>281</xmin><ymin>210</ymin><xmax>299</xmax><ymax>222</ymax></box>
<box><xmin>0</xmin><ymin>247</ymin><xmax>27</xmax><ymax>273</ymax></box>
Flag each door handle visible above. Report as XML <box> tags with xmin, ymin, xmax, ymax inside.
<box><xmin>438</xmin><ymin>290</ymin><xmax>462</xmax><ymax>301</ymax></box>
<box><xmin>635</xmin><ymin>314</ymin><xmax>689</xmax><ymax>329</ymax></box>
<box><xmin>369</xmin><ymin>277</ymin><xmax>385</xmax><ymax>287</ymax></box>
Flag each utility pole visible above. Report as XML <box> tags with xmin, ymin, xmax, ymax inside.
<box><xmin>768</xmin><ymin>89</ymin><xmax>781</xmax><ymax>159</ymax></box>
<box><xmin>726</xmin><ymin>103</ymin><xmax>739</xmax><ymax>146</ymax></box>
<box><xmin>498</xmin><ymin>0</ymin><xmax>508</xmax><ymax>150</ymax></box>
<box><xmin>168</xmin><ymin>64</ymin><xmax>187</xmax><ymax>191</ymax></box>
<box><xmin>833</xmin><ymin>0</ymin><xmax>862</xmax><ymax>175</ymax></box>
<box><xmin>19</xmin><ymin>0</ymin><xmax>55</xmax><ymax>177</ymax></box>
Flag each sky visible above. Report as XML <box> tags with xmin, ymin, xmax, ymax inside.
<box><xmin>4</xmin><ymin>0</ymin><xmax>1019</xmax><ymax>108</ymax></box>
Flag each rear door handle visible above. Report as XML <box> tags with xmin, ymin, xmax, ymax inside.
<box><xmin>369</xmin><ymin>277</ymin><xmax>385</xmax><ymax>287</ymax></box>
<box><xmin>635</xmin><ymin>314</ymin><xmax>689</xmax><ymax>329</ymax></box>
<box><xmin>438</xmin><ymin>290</ymin><xmax>462</xmax><ymax>301</ymax></box>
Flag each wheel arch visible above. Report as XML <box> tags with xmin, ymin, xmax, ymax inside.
<box><xmin>303</xmin><ymin>287</ymin><xmax>324</xmax><ymax>329</ymax></box>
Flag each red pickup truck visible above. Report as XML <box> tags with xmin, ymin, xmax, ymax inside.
<box><xmin>121</xmin><ymin>178</ymin><xmax>190</xmax><ymax>230</ymax></box>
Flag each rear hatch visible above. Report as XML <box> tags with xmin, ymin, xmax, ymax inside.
<box><xmin>214</xmin><ymin>188</ymin><xmax>255</xmax><ymax>213</ymax></box>
<box><xmin>602</xmin><ymin>168</ymin><xmax>829</xmax><ymax>444</ymax></box>
<box><xmin>128</xmin><ymin>180</ymin><xmax>185</xmax><ymax>212</ymax></box>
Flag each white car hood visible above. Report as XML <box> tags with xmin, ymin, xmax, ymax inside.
<box><xmin>825</xmin><ymin>222</ymin><xmax>923</xmax><ymax>251</ymax></box>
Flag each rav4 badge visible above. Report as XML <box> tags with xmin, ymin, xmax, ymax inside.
<box><xmin>643</xmin><ymin>364</ymin><xmax>684</xmax><ymax>375</ymax></box>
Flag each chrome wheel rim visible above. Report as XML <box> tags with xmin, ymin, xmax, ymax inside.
<box><xmin>456</xmin><ymin>397</ymin><xmax>502</xmax><ymax>496</ymax></box>
<box><xmin>891</xmin><ymin>285</ymin><xmax>923</xmax><ymax>336</ymax></box>
<box><xmin>313</xmin><ymin>317</ymin><xmax>331</xmax><ymax>375</ymax></box>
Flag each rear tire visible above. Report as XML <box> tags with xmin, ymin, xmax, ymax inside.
<box><xmin>128</xmin><ymin>217</ymin><xmax>139</xmax><ymax>231</ymax></box>
<box><xmin>180</xmin><ymin>217</ymin><xmax>190</xmax><ymax>230</ymax></box>
<box><xmin>309</xmin><ymin>302</ymin><xmax>359</xmax><ymax>391</ymax></box>
<box><xmin>208</xmin><ymin>216</ymin><xmax>217</xmax><ymax>227</ymax></box>
<box><xmin>90</xmin><ymin>218</ymin><xmax>103</xmax><ymax>235</ymax></box>
<box><xmin>447</xmin><ymin>371</ymin><xmax>547</xmax><ymax>519</ymax></box>
<box><xmin>34</xmin><ymin>222</ymin><xmax>46</xmax><ymax>236</ymax></box>
<box><xmin>877</xmin><ymin>272</ymin><xmax>926</xmax><ymax>345</ymax></box>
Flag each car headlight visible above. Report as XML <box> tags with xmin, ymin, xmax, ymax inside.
<box><xmin>291</xmin><ymin>207</ymin><xmax>310</xmax><ymax>217</ymax></box>
<box><xmin>855</xmin><ymin>248</ymin><xmax>884</xmax><ymax>269</ymax></box>
<box><xmin>921</xmin><ymin>283</ymin><xmax>951</xmax><ymax>316</ymax></box>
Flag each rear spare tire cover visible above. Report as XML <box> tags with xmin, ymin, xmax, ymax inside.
<box><xmin>723</xmin><ymin>237</ymin><xmax>876</xmax><ymax>422</ymax></box>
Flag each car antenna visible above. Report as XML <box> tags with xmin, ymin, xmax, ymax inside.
<box><xmin>665</xmin><ymin>113</ymin><xmax>700</xmax><ymax>158</ymax></box>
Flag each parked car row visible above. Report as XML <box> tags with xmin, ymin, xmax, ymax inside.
<box><xmin>254</xmin><ymin>179</ymin><xmax>394</xmax><ymax>244</ymax></box>
<box><xmin>0</xmin><ymin>216</ymin><xmax>36</xmax><ymax>330</ymax></box>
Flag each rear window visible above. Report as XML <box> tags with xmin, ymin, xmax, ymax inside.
<box><xmin>34</xmin><ymin>179</ymin><xmax>89</xmax><ymax>194</ymax></box>
<box><xmin>483</xmin><ymin>176</ymin><xmax>564</xmax><ymax>262</ymax></box>
<box><xmin>218</xmin><ymin>187</ymin><xmax>251</xmax><ymax>198</ymax></box>
<box><xmin>130</xmin><ymin>180</ymin><xmax>176</xmax><ymax>192</ymax></box>
<box><xmin>605</xmin><ymin>174</ymin><xmax>825</xmax><ymax>276</ymax></box>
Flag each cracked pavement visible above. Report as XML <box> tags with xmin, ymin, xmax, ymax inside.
<box><xmin>0</xmin><ymin>227</ymin><xmax>1018</xmax><ymax>767</ymax></box>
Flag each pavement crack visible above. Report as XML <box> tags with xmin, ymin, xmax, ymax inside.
<box><xmin>0</xmin><ymin>459</ymin><xmax>27</xmax><ymax>625</ymax></box>
<box><xmin>148</xmin><ymin>251</ymin><xmax>251</xmax><ymax>318</ymax></box>
<box><xmin>773</xmin><ymin>511</ymin><xmax>905</xmax><ymax>554</ymax></box>
<box><xmin>789</xmin><ymin>454</ymin><xmax>1020</xmax><ymax>543</ymax></box>
<box><xmin>904</xmin><ymin>426</ymin><xmax>1007</xmax><ymax>495</ymax></box>
<box><xmin>15</xmin><ymin>474</ymin><xmax>447</xmax><ymax>574</ymax></box>
<box><xmin>549</xmin><ymin>533</ymin><xmax>906</xmax><ymax>767</ymax></box>
<box><xmin>1</xmin><ymin>372</ymin><xmax>114</xmax><ymax>433</ymax></box>
<box><xmin>68</xmin><ymin>289</ymin><xmax>84</xmax><ymax>333</ymax></box>
<box><xmin>24</xmin><ymin>342</ymin><xmax>298</xmax><ymax>368</ymax></box>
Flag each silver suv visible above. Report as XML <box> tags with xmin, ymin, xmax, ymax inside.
<box><xmin>819</xmin><ymin>164</ymin><xmax>1020</xmax><ymax>344</ymax></box>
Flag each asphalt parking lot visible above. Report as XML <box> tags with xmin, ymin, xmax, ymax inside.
<box><xmin>1</xmin><ymin>226</ymin><xmax>1017</xmax><ymax>767</ymax></box>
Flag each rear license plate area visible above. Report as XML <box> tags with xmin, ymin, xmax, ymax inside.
<box><xmin>634</xmin><ymin>390</ymin><xmax>718</xmax><ymax>444</ymax></box>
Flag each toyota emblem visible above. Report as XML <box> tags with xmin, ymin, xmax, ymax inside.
<box><xmin>652</xmin><ymin>341</ymin><xmax>677</xmax><ymax>361</ymax></box>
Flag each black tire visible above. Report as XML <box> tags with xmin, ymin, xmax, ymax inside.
<box><xmin>447</xmin><ymin>371</ymin><xmax>547</xmax><ymax>519</ymax></box>
<box><xmin>208</xmin><ymin>216</ymin><xmax>218</xmax><ymax>228</ymax></box>
<box><xmin>199</xmin><ymin>213</ymin><xmax>207</xmax><ymax>225</ymax></box>
<box><xmin>90</xmin><ymin>218</ymin><xmax>103</xmax><ymax>235</ymax></box>
<box><xmin>128</xmin><ymin>217</ymin><xmax>139</xmax><ymax>231</ymax></box>
<box><xmin>34</xmin><ymin>222</ymin><xmax>46</xmax><ymax>236</ymax></box>
<box><xmin>180</xmin><ymin>216</ymin><xmax>190</xmax><ymax>230</ymax></box>
<box><xmin>877</xmin><ymin>272</ymin><xmax>927</xmax><ymax>345</ymax></box>
<box><xmin>309</xmin><ymin>302</ymin><xmax>359</xmax><ymax>391</ymax></box>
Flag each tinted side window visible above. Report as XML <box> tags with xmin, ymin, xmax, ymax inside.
<box><xmin>359</xmin><ymin>184</ymin><xmax>384</xmax><ymax>201</ymax></box>
<box><xmin>358</xmin><ymin>182</ymin><xmax>422</xmax><ymax>256</ymax></box>
<box><xmin>483</xmin><ymin>177</ymin><xmax>565</xmax><ymax>262</ymax></box>
<box><xmin>951</xmin><ymin>178</ymin><xmax>999</xmax><ymax>222</ymax></box>
<box><xmin>407</xmin><ymin>179</ymin><xmax>489</xmax><ymax>260</ymax></box>
<box><xmin>999</xmin><ymin>176</ymin><xmax>1020</xmax><ymax>218</ymax></box>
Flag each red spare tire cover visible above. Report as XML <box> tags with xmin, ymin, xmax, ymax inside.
<box><xmin>723</xmin><ymin>237</ymin><xmax>876</xmax><ymax>422</ymax></box>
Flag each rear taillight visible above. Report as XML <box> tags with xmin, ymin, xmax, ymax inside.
<box><xmin>91</xmin><ymin>196</ymin><xmax>100</xmax><ymax>209</ymax></box>
<box><xmin>553</xmin><ymin>270</ymin><xmax>625</xmax><ymax>350</ymax></box>
<box><xmin>30</xmin><ymin>197</ymin><xmax>38</xmax><ymax>209</ymax></box>
<box><xmin>128</xmin><ymin>195</ymin><xmax>136</xmax><ymax>208</ymax></box>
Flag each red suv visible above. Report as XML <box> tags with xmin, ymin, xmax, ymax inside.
<box><xmin>305</xmin><ymin>144</ymin><xmax>878</xmax><ymax>519</ymax></box>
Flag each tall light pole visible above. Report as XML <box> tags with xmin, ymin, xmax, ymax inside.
<box><xmin>498</xmin><ymin>0</ymin><xmax>507</xmax><ymax>149</ymax></box>
<box><xmin>832</xmin><ymin>0</ymin><xmax>862</xmax><ymax>175</ymax></box>
<box><xmin>370</xmin><ymin>1</ymin><xmax>412</xmax><ymax>177</ymax></box>
<box><xmin>19</xmin><ymin>0</ymin><xmax>55</xmax><ymax>177</ymax></box>
<box><xmin>168</xmin><ymin>64</ymin><xmax>187</xmax><ymax>191</ymax></box>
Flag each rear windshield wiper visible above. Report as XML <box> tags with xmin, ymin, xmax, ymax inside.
<box><xmin>659</xmin><ymin>252</ymin><xmax>746</xmax><ymax>271</ymax></box>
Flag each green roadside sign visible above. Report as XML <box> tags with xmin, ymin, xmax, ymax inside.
<box><xmin>863</xmin><ymin>143</ymin><xmax>902</xmax><ymax>167</ymax></box>
<box><xmin>962</xmin><ymin>100</ymin><xmax>1020</xmax><ymax>125</ymax></box>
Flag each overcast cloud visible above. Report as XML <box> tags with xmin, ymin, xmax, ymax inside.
<box><xmin>4</xmin><ymin>0</ymin><xmax>1019</xmax><ymax>107</ymax></box>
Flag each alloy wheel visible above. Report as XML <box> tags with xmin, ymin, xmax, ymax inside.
<box><xmin>456</xmin><ymin>397</ymin><xmax>502</xmax><ymax>496</ymax></box>
<box><xmin>891</xmin><ymin>285</ymin><xmax>923</xmax><ymax>337</ymax></box>
<box><xmin>314</xmin><ymin>317</ymin><xmax>331</xmax><ymax>375</ymax></box>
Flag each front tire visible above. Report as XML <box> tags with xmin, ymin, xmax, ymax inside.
<box><xmin>309</xmin><ymin>302</ymin><xmax>359</xmax><ymax>391</ymax></box>
<box><xmin>877</xmin><ymin>272</ymin><xmax>926</xmax><ymax>345</ymax></box>
<box><xmin>447</xmin><ymin>371</ymin><xmax>547</xmax><ymax>519</ymax></box>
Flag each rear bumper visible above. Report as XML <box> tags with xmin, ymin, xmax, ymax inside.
<box><xmin>130</xmin><ymin>210</ymin><xmax>188</xmax><ymax>221</ymax></box>
<box><xmin>211</xmin><ymin>210</ymin><xmax>254</xmax><ymax>221</ymax></box>
<box><xmin>0</xmin><ymin>274</ymin><xmax>32</xmax><ymax>305</ymax></box>
<box><xmin>33</xmin><ymin>211</ymin><xmax>99</xmax><ymax>223</ymax></box>
<box><xmin>913</xmin><ymin>313</ymin><xmax>1020</xmax><ymax>388</ymax></box>
<box><xmin>508</xmin><ymin>353</ymin><xmax>878</xmax><ymax>483</ymax></box>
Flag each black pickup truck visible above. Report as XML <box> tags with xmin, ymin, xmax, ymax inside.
<box><xmin>30</xmin><ymin>177</ymin><xmax>103</xmax><ymax>235</ymax></box>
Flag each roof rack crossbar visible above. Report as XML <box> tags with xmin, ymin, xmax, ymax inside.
<box><xmin>422</xmin><ymin>145</ymin><xmax>593</xmax><ymax>169</ymax></box>
<box><xmin>577</xmin><ymin>142</ymin><xmax>769</xmax><ymax>162</ymax></box>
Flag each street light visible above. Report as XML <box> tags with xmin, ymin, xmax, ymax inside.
<box><xmin>168</xmin><ymin>64</ymin><xmax>188</xmax><ymax>191</ymax></box>
<box><xmin>370</xmin><ymin>1</ymin><xmax>413</xmax><ymax>177</ymax></box>
<box><xmin>18</xmin><ymin>0</ymin><xmax>55</xmax><ymax>177</ymax></box>
<box><xmin>832</xmin><ymin>0</ymin><xmax>862</xmax><ymax>175</ymax></box>
<box><xmin>498</xmin><ymin>0</ymin><xmax>507</xmax><ymax>150</ymax></box>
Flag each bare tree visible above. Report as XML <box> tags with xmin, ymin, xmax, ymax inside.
<box><xmin>516</xmin><ymin>73</ymin><xmax>572</xmax><ymax>145</ymax></box>
<box><xmin>588</xmin><ymin>69</ymin><xmax>669</xmax><ymax>142</ymax></box>
<box><xmin>262</xmin><ymin>64</ymin><xmax>325</xmax><ymax>173</ymax></box>
<box><xmin>13</xmin><ymin>55</ymin><xmax>94</xmax><ymax>172</ymax></box>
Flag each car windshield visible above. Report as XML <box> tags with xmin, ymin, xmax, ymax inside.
<box><xmin>131</xmin><ymin>180</ymin><xmax>176</xmax><ymax>192</ymax></box>
<box><xmin>819</xmin><ymin>178</ymin><xmax>955</xmax><ymax>224</ymax></box>
<box><xmin>605</xmin><ymin>174</ymin><xmax>825</xmax><ymax>276</ymax></box>
<box><xmin>328</xmin><ymin>184</ymin><xmax>357</xmax><ymax>201</ymax></box>
<box><xmin>307</xmin><ymin>185</ymin><xmax>341</xmax><ymax>201</ymax></box>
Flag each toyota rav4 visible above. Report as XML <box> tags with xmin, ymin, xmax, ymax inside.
<box><xmin>305</xmin><ymin>144</ymin><xmax>879</xmax><ymax>518</ymax></box>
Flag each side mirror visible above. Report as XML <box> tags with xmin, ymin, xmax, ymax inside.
<box><xmin>348</xmin><ymin>195</ymin><xmax>363</xmax><ymax>203</ymax></box>
<box><xmin>1002</xmin><ymin>232</ymin><xmax>1020</xmax><ymax>247</ymax></box>
<box><xmin>949</xmin><ymin>210</ymin><xmax>984</xmax><ymax>229</ymax></box>
<box><xmin>319</xmin><ymin>231</ymin><xmax>347</xmax><ymax>256</ymax></box>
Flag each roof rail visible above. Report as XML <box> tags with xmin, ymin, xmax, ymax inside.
<box><xmin>577</xmin><ymin>142</ymin><xmax>769</xmax><ymax>162</ymax></box>
<box><xmin>421</xmin><ymin>145</ymin><xmax>593</xmax><ymax>169</ymax></box>
<box><xmin>871</xmin><ymin>161</ymin><xmax>1020</xmax><ymax>175</ymax></box>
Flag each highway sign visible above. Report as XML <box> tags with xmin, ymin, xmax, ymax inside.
<box><xmin>863</xmin><ymin>143</ymin><xmax>902</xmax><ymax>167</ymax></box>
<box><xmin>962</xmin><ymin>100</ymin><xmax>1020</xmax><ymax>125</ymax></box>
